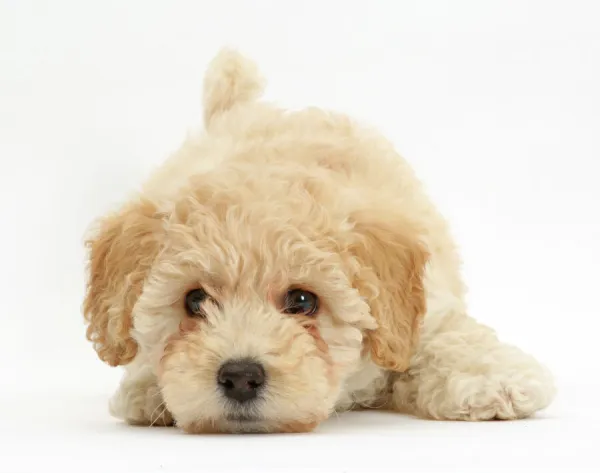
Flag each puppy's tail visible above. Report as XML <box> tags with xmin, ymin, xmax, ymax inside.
<box><xmin>203</xmin><ymin>48</ymin><xmax>265</xmax><ymax>128</ymax></box>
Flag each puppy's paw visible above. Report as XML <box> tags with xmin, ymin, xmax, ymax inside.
<box><xmin>441</xmin><ymin>367</ymin><xmax>555</xmax><ymax>421</ymax></box>
<box><xmin>417</xmin><ymin>359</ymin><xmax>556</xmax><ymax>421</ymax></box>
<box><xmin>109</xmin><ymin>380</ymin><xmax>174</xmax><ymax>427</ymax></box>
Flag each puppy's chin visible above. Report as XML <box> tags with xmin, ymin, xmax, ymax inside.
<box><xmin>180</xmin><ymin>417</ymin><xmax>322</xmax><ymax>434</ymax></box>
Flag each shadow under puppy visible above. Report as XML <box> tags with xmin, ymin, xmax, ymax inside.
<box><xmin>83</xmin><ymin>49</ymin><xmax>555</xmax><ymax>433</ymax></box>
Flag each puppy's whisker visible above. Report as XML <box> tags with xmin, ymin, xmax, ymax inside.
<box><xmin>149</xmin><ymin>402</ymin><xmax>166</xmax><ymax>427</ymax></box>
<box><xmin>157</xmin><ymin>405</ymin><xmax>170</xmax><ymax>425</ymax></box>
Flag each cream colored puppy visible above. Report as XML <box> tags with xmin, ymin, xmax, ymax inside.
<box><xmin>83</xmin><ymin>49</ymin><xmax>555</xmax><ymax>433</ymax></box>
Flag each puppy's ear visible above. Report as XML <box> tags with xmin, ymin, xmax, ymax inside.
<box><xmin>203</xmin><ymin>48</ymin><xmax>265</xmax><ymax>127</ymax></box>
<box><xmin>83</xmin><ymin>199</ymin><xmax>164</xmax><ymax>366</ymax></box>
<box><xmin>347</xmin><ymin>209</ymin><xmax>429</xmax><ymax>372</ymax></box>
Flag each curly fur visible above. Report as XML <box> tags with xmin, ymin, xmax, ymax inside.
<box><xmin>83</xmin><ymin>49</ymin><xmax>555</xmax><ymax>433</ymax></box>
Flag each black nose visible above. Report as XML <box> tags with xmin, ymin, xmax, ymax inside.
<box><xmin>217</xmin><ymin>360</ymin><xmax>265</xmax><ymax>403</ymax></box>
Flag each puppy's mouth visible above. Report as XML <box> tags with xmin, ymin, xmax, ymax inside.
<box><xmin>225</xmin><ymin>413</ymin><xmax>262</xmax><ymax>423</ymax></box>
<box><xmin>221</xmin><ymin>414</ymin><xmax>272</xmax><ymax>434</ymax></box>
<box><xmin>181</xmin><ymin>411</ymin><xmax>321</xmax><ymax>434</ymax></box>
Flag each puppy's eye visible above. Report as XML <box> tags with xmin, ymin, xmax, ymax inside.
<box><xmin>283</xmin><ymin>289</ymin><xmax>319</xmax><ymax>316</ymax></box>
<box><xmin>185</xmin><ymin>288</ymin><xmax>208</xmax><ymax>316</ymax></box>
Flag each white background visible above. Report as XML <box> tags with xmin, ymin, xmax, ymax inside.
<box><xmin>1</xmin><ymin>0</ymin><xmax>599</xmax><ymax>472</ymax></box>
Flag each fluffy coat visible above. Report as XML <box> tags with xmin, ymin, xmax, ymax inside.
<box><xmin>83</xmin><ymin>49</ymin><xmax>555</xmax><ymax>433</ymax></box>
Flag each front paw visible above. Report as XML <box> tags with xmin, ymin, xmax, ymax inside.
<box><xmin>109</xmin><ymin>382</ymin><xmax>174</xmax><ymax>427</ymax></box>
<box><xmin>429</xmin><ymin>365</ymin><xmax>556</xmax><ymax>421</ymax></box>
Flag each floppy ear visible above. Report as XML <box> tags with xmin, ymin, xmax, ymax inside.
<box><xmin>83</xmin><ymin>199</ymin><xmax>164</xmax><ymax>366</ymax></box>
<box><xmin>347</xmin><ymin>209</ymin><xmax>429</xmax><ymax>372</ymax></box>
<box><xmin>202</xmin><ymin>48</ymin><xmax>265</xmax><ymax>127</ymax></box>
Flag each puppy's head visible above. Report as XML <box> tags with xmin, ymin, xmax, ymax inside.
<box><xmin>83</xmin><ymin>50</ymin><xmax>428</xmax><ymax>433</ymax></box>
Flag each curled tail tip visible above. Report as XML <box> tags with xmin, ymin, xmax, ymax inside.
<box><xmin>203</xmin><ymin>47</ymin><xmax>265</xmax><ymax>127</ymax></box>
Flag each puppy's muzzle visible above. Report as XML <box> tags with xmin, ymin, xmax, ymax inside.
<box><xmin>217</xmin><ymin>359</ymin><xmax>265</xmax><ymax>403</ymax></box>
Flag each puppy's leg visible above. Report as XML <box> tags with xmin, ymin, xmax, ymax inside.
<box><xmin>109</xmin><ymin>367</ymin><xmax>173</xmax><ymax>426</ymax></box>
<box><xmin>391</xmin><ymin>313</ymin><xmax>555</xmax><ymax>420</ymax></box>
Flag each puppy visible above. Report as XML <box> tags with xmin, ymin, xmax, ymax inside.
<box><xmin>83</xmin><ymin>49</ymin><xmax>555</xmax><ymax>433</ymax></box>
